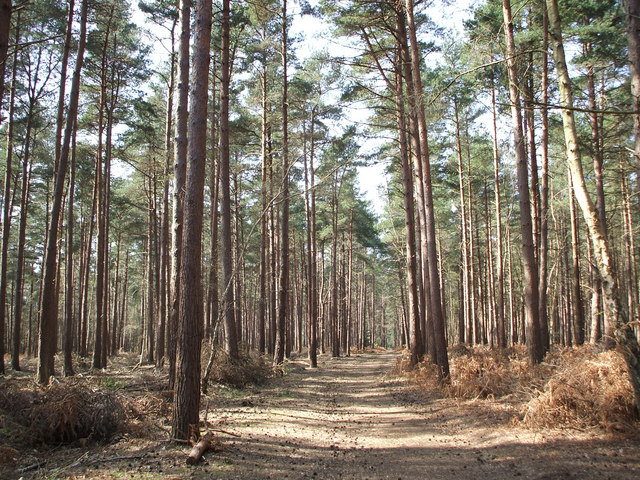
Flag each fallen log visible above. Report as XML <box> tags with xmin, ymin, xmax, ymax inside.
<box><xmin>186</xmin><ymin>431</ymin><xmax>220</xmax><ymax>465</ymax></box>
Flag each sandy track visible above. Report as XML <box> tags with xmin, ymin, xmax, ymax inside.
<box><xmin>205</xmin><ymin>352</ymin><xmax>640</xmax><ymax>480</ymax></box>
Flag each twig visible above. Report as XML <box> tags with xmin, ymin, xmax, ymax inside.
<box><xmin>208</xmin><ymin>428</ymin><xmax>240</xmax><ymax>438</ymax></box>
<box><xmin>17</xmin><ymin>461</ymin><xmax>46</xmax><ymax>473</ymax></box>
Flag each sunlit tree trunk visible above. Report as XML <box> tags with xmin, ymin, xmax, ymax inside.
<box><xmin>62</xmin><ymin>127</ymin><xmax>76</xmax><ymax>376</ymax></box>
<box><xmin>568</xmin><ymin>180</ymin><xmax>585</xmax><ymax>345</ymax></box>
<box><xmin>454</xmin><ymin>99</ymin><xmax>472</xmax><ymax>346</ymax></box>
<box><xmin>157</xmin><ymin>24</ymin><xmax>176</xmax><ymax>364</ymax></box>
<box><xmin>0</xmin><ymin>0</ymin><xmax>11</xmax><ymax>129</ymax></box>
<box><xmin>219</xmin><ymin>0</ymin><xmax>239</xmax><ymax>360</ymax></box>
<box><xmin>304</xmin><ymin>110</ymin><xmax>319</xmax><ymax>368</ymax></box>
<box><xmin>490</xmin><ymin>66</ymin><xmax>506</xmax><ymax>349</ymax></box>
<box><xmin>502</xmin><ymin>0</ymin><xmax>542</xmax><ymax>364</ymax></box>
<box><xmin>37</xmin><ymin>0</ymin><xmax>88</xmax><ymax>384</ymax></box>
<box><xmin>547</xmin><ymin>0</ymin><xmax>640</xmax><ymax>408</ymax></box>
<box><xmin>169</xmin><ymin>0</ymin><xmax>190</xmax><ymax>388</ymax></box>
<box><xmin>274</xmin><ymin>0</ymin><xmax>290</xmax><ymax>365</ymax></box>
<box><xmin>172</xmin><ymin>0</ymin><xmax>212</xmax><ymax>441</ymax></box>
<box><xmin>403</xmin><ymin>0</ymin><xmax>449</xmax><ymax>378</ymax></box>
<box><xmin>625</xmin><ymin>0</ymin><xmax>640</xmax><ymax>167</ymax></box>
<box><xmin>538</xmin><ymin>9</ymin><xmax>551</xmax><ymax>351</ymax></box>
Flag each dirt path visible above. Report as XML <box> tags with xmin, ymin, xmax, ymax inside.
<box><xmin>8</xmin><ymin>351</ymin><xmax>640</xmax><ymax>479</ymax></box>
<box><xmin>204</xmin><ymin>352</ymin><xmax>639</xmax><ymax>479</ymax></box>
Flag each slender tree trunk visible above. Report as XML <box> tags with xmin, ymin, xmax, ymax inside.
<box><xmin>539</xmin><ymin>9</ymin><xmax>551</xmax><ymax>351</ymax></box>
<box><xmin>626</xmin><ymin>0</ymin><xmax>640</xmax><ymax>166</ymax></box>
<box><xmin>205</xmin><ymin>51</ymin><xmax>219</xmax><ymax>342</ymax></box>
<box><xmin>92</xmin><ymin>10</ymin><xmax>113</xmax><ymax>370</ymax></box>
<box><xmin>172</xmin><ymin>0</ymin><xmax>212</xmax><ymax>442</ymax></box>
<box><xmin>0</xmin><ymin>11</ymin><xmax>20</xmax><ymax>374</ymax></box>
<box><xmin>403</xmin><ymin>0</ymin><xmax>449</xmax><ymax>378</ymax></box>
<box><xmin>12</xmin><ymin>95</ymin><xmax>38</xmax><ymax>372</ymax></box>
<box><xmin>258</xmin><ymin>55</ymin><xmax>270</xmax><ymax>355</ymax></box>
<box><xmin>502</xmin><ymin>0</ymin><xmax>542</xmax><ymax>364</ymax></box>
<box><xmin>547</xmin><ymin>0</ymin><xmax>640</xmax><ymax>409</ymax></box>
<box><xmin>395</xmin><ymin>17</ymin><xmax>429</xmax><ymax>356</ymax></box>
<box><xmin>454</xmin><ymin>99</ymin><xmax>472</xmax><ymax>346</ymax></box>
<box><xmin>0</xmin><ymin>0</ymin><xmax>11</xmax><ymax>130</ymax></box>
<box><xmin>304</xmin><ymin>112</ymin><xmax>319</xmax><ymax>367</ymax></box>
<box><xmin>37</xmin><ymin>0</ymin><xmax>88</xmax><ymax>384</ymax></box>
<box><xmin>568</xmin><ymin>180</ymin><xmax>585</xmax><ymax>345</ymax></box>
<box><xmin>62</xmin><ymin>126</ymin><xmax>77</xmax><ymax>376</ymax></box>
<box><xmin>220</xmin><ymin>0</ymin><xmax>239</xmax><ymax>360</ymax></box>
<box><xmin>490</xmin><ymin>68</ymin><xmax>506</xmax><ymax>349</ymax></box>
<box><xmin>274</xmin><ymin>0</ymin><xmax>290</xmax><ymax>365</ymax></box>
<box><xmin>145</xmin><ymin>181</ymin><xmax>155</xmax><ymax>363</ymax></box>
<box><xmin>157</xmin><ymin>26</ymin><xmax>175</xmax><ymax>364</ymax></box>
<box><xmin>169</xmin><ymin>0</ymin><xmax>190</xmax><ymax>388</ymax></box>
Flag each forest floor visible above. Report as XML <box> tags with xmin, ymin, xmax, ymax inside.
<box><xmin>2</xmin><ymin>350</ymin><xmax>640</xmax><ymax>479</ymax></box>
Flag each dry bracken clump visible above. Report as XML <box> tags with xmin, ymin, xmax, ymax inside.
<box><xmin>206</xmin><ymin>347</ymin><xmax>274</xmax><ymax>388</ymax></box>
<box><xmin>521</xmin><ymin>348</ymin><xmax>637</xmax><ymax>432</ymax></box>
<box><xmin>0</xmin><ymin>379</ymin><xmax>124</xmax><ymax>445</ymax></box>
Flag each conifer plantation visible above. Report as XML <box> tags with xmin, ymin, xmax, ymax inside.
<box><xmin>1</xmin><ymin>1</ymin><xmax>640</xmax><ymax>478</ymax></box>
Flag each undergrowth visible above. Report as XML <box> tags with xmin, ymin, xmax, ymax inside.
<box><xmin>0</xmin><ymin>379</ymin><xmax>124</xmax><ymax>445</ymax></box>
<box><xmin>204</xmin><ymin>345</ymin><xmax>275</xmax><ymax>389</ymax></box>
<box><xmin>400</xmin><ymin>344</ymin><xmax>638</xmax><ymax>433</ymax></box>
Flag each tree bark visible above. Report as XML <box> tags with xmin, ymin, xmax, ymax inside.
<box><xmin>538</xmin><ymin>9</ymin><xmax>551</xmax><ymax>351</ymax></box>
<box><xmin>403</xmin><ymin>0</ymin><xmax>449</xmax><ymax>378</ymax></box>
<box><xmin>0</xmin><ymin>0</ymin><xmax>11</xmax><ymax>130</ymax></box>
<box><xmin>169</xmin><ymin>0</ymin><xmax>190</xmax><ymax>388</ymax></box>
<box><xmin>502</xmin><ymin>0</ymin><xmax>543</xmax><ymax>364</ymax></box>
<box><xmin>172</xmin><ymin>0</ymin><xmax>212</xmax><ymax>442</ymax></box>
<box><xmin>0</xmin><ymin>14</ymin><xmax>18</xmax><ymax>374</ymax></box>
<box><xmin>220</xmin><ymin>0</ymin><xmax>239</xmax><ymax>360</ymax></box>
<box><xmin>626</xmin><ymin>0</ymin><xmax>640</xmax><ymax>166</ymax></box>
<box><xmin>63</xmin><ymin>129</ymin><xmax>76</xmax><ymax>376</ymax></box>
<box><xmin>37</xmin><ymin>0</ymin><xmax>88</xmax><ymax>384</ymax></box>
<box><xmin>547</xmin><ymin>0</ymin><xmax>640</xmax><ymax>409</ymax></box>
<box><xmin>274</xmin><ymin>0</ymin><xmax>290</xmax><ymax>365</ymax></box>
<box><xmin>490</xmin><ymin>67</ymin><xmax>506</xmax><ymax>349</ymax></box>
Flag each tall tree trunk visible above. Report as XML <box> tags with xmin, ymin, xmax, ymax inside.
<box><xmin>454</xmin><ymin>99</ymin><xmax>472</xmax><ymax>346</ymax></box>
<box><xmin>547</xmin><ymin>0</ymin><xmax>640</xmax><ymax>409</ymax></box>
<box><xmin>220</xmin><ymin>0</ymin><xmax>239</xmax><ymax>360</ymax></box>
<box><xmin>395</xmin><ymin>17</ymin><xmax>429</xmax><ymax>356</ymax></box>
<box><xmin>169</xmin><ymin>0</ymin><xmax>190</xmax><ymax>388</ymax></box>
<box><xmin>205</xmin><ymin>51</ymin><xmax>219</xmax><ymax>341</ymax></box>
<box><xmin>63</xmin><ymin>129</ymin><xmax>76</xmax><ymax>376</ymax></box>
<box><xmin>490</xmin><ymin>66</ymin><xmax>506</xmax><ymax>349</ymax></box>
<box><xmin>403</xmin><ymin>0</ymin><xmax>449</xmax><ymax>378</ymax></box>
<box><xmin>502</xmin><ymin>0</ymin><xmax>542</xmax><ymax>364</ymax></box>
<box><xmin>626</xmin><ymin>0</ymin><xmax>640</xmax><ymax>166</ymax></box>
<box><xmin>274</xmin><ymin>0</ymin><xmax>290</xmax><ymax>365</ymax></box>
<box><xmin>92</xmin><ymin>9</ymin><xmax>114</xmax><ymax>370</ymax></box>
<box><xmin>37</xmin><ymin>0</ymin><xmax>88</xmax><ymax>384</ymax></box>
<box><xmin>329</xmin><ymin>172</ymin><xmax>340</xmax><ymax>358</ymax></box>
<box><xmin>304</xmin><ymin>111</ymin><xmax>319</xmax><ymax>368</ymax></box>
<box><xmin>569</xmin><ymin>181</ymin><xmax>585</xmax><ymax>345</ymax></box>
<box><xmin>172</xmin><ymin>0</ymin><xmax>212</xmax><ymax>441</ymax></box>
<box><xmin>145</xmin><ymin>180</ymin><xmax>155</xmax><ymax>363</ymax></box>
<box><xmin>258</xmin><ymin>55</ymin><xmax>270</xmax><ymax>355</ymax></box>
<box><xmin>538</xmin><ymin>9</ymin><xmax>551</xmax><ymax>352</ymax></box>
<box><xmin>158</xmin><ymin>25</ymin><xmax>175</xmax><ymax>364</ymax></box>
<box><xmin>12</xmin><ymin>87</ymin><xmax>38</xmax><ymax>371</ymax></box>
<box><xmin>0</xmin><ymin>0</ymin><xmax>11</xmax><ymax>130</ymax></box>
<box><xmin>1</xmin><ymin>16</ymin><xmax>19</xmax><ymax>374</ymax></box>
